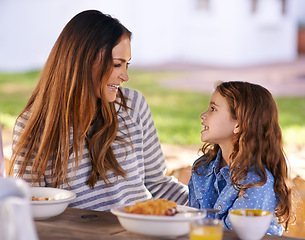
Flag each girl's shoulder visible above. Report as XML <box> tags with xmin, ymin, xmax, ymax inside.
<box><xmin>192</xmin><ymin>155</ymin><xmax>216</xmax><ymax>174</ymax></box>
<box><xmin>244</xmin><ymin>166</ymin><xmax>275</xmax><ymax>184</ymax></box>
<box><xmin>193</xmin><ymin>155</ymin><xmax>209</xmax><ymax>165</ymax></box>
<box><xmin>193</xmin><ymin>150</ymin><xmax>220</xmax><ymax>168</ymax></box>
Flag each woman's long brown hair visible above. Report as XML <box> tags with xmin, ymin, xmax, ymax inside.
<box><xmin>10</xmin><ymin>10</ymin><xmax>132</xmax><ymax>188</ymax></box>
<box><xmin>194</xmin><ymin>81</ymin><xmax>293</xmax><ymax>231</ymax></box>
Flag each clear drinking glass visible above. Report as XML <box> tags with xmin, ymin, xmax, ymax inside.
<box><xmin>189</xmin><ymin>218</ymin><xmax>223</xmax><ymax>240</ymax></box>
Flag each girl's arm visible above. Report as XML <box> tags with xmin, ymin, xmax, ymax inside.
<box><xmin>221</xmin><ymin>178</ymin><xmax>283</xmax><ymax>235</ymax></box>
<box><xmin>188</xmin><ymin>174</ymin><xmax>200</xmax><ymax>208</ymax></box>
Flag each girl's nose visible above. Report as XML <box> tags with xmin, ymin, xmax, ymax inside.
<box><xmin>200</xmin><ymin>112</ymin><xmax>207</xmax><ymax>120</ymax></box>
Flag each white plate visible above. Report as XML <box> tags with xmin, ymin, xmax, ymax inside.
<box><xmin>111</xmin><ymin>205</ymin><xmax>206</xmax><ymax>238</ymax></box>
<box><xmin>30</xmin><ymin>187</ymin><xmax>76</xmax><ymax>220</ymax></box>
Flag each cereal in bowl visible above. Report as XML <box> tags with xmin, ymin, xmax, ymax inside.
<box><xmin>124</xmin><ymin>199</ymin><xmax>177</xmax><ymax>216</ymax></box>
<box><xmin>31</xmin><ymin>196</ymin><xmax>55</xmax><ymax>201</ymax></box>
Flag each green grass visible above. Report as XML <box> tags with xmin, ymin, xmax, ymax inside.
<box><xmin>125</xmin><ymin>70</ymin><xmax>305</xmax><ymax>147</ymax></box>
<box><xmin>1</xmin><ymin>70</ymin><xmax>305</xmax><ymax>148</ymax></box>
<box><xmin>124</xmin><ymin>70</ymin><xmax>209</xmax><ymax>145</ymax></box>
<box><xmin>276</xmin><ymin>97</ymin><xmax>305</xmax><ymax>147</ymax></box>
<box><xmin>0</xmin><ymin>71</ymin><xmax>40</xmax><ymax>129</ymax></box>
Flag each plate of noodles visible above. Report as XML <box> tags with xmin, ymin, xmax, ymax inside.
<box><xmin>111</xmin><ymin>199</ymin><xmax>207</xmax><ymax>238</ymax></box>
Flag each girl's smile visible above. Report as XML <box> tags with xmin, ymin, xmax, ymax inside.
<box><xmin>201</xmin><ymin>123</ymin><xmax>209</xmax><ymax>132</ymax></box>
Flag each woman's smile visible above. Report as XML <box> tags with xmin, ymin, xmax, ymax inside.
<box><xmin>107</xmin><ymin>83</ymin><xmax>120</xmax><ymax>92</ymax></box>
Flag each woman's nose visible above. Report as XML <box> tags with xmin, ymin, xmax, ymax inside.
<box><xmin>120</xmin><ymin>69</ymin><xmax>129</xmax><ymax>82</ymax></box>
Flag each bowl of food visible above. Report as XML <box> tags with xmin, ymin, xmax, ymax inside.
<box><xmin>30</xmin><ymin>187</ymin><xmax>76</xmax><ymax>220</ymax></box>
<box><xmin>229</xmin><ymin>209</ymin><xmax>273</xmax><ymax>240</ymax></box>
<box><xmin>111</xmin><ymin>199</ymin><xmax>207</xmax><ymax>238</ymax></box>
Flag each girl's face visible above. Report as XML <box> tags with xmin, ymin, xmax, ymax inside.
<box><xmin>92</xmin><ymin>35</ymin><xmax>131</xmax><ymax>102</ymax></box>
<box><xmin>200</xmin><ymin>90</ymin><xmax>239</xmax><ymax>150</ymax></box>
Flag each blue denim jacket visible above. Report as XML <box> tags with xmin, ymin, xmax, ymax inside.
<box><xmin>188</xmin><ymin>150</ymin><xmax>283</xmax><ymax>235</ymax></box>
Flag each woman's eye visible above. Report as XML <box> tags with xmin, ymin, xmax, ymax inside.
<box><xmin>114</xmin><ymin>64</ymin><xmax>121</xmax><ymax>68</ymax></box>
<box><xmin>210</xmin><ymin>107</ymin><xmax>215</xmax><ymax>111</ymax></box>
<box><xmin>126</xmin><ymin>62</ymin><xmax>130</xmax><ymax>69</ymax></box>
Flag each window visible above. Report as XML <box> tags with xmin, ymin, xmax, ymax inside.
<box><xmin>196</xmin><ymin>0</ymin><xmax>210</xmax><ymax>10</ymax></box>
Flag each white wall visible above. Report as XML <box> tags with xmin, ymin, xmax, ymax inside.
<box><xmin>0</xmin><ymin>0</ymin><xmax>300</xmax><ymax>71</ymax></box>
<box><xmin>180</xmin><ymin>0</ymin><xmax>298</xmax><ymax>66</ymax></box>
<box><xmin>0</xmin><ymin>0</ymin><xmax>136</xmax><ymax>72</ymax></box>
<box><xmin>295</xmin><ymin>0</ymin><xmax>305</xmax><ymax>25</ymax></box>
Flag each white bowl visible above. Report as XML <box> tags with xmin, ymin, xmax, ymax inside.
<box><xmin>30</xmin><ymin>187</ymin><xmax>76</xmax><ymax>220</ymax></box>
<box><xmin>229</xmin><ymin>209</ymin><xmax>273</xmax><ymax>240</ymax></box>
<box><xmin>111</xmin><ymin>205</ymin><xmax>206</xmax><ymax>238</ymax></box>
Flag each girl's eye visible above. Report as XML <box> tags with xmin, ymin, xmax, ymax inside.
<box><xmin>210</xmin><ymin>107</ymin><xmax>215</xmax><ymax>111</ymax></box>
<box><xmin>126</xmin><ymin>62</ymin><xmax>130</xmax><ymax>69</ymax></box>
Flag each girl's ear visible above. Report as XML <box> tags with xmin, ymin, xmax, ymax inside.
<box><xmin>233</xmin><ymin>124</ymin><xmax>239</xmax><ymax>134</ymax></box>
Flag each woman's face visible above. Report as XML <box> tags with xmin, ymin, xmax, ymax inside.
<box><xmin>200</xmin><ymin>90</ymin><xmax>238</xmax><ymax>151</ymax></box>
<box><xmin>92</xmin><ymin>35</ymin><xmax>131</xmax><ymax>102</ymax></box>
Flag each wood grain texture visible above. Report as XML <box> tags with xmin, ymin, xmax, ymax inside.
<box><xmin>35</xmin><ymin>207</ymin><xmax>303</xmax><ymax>240</ymax></box>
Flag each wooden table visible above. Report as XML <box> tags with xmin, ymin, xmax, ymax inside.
<box><xmin>35</xmin><ymin>207</ymin><xmax>303</xmax><ymax>240</ymax></box>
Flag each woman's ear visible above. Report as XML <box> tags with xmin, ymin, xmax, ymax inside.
<box><xmin>233</xmin><ymin>124</ymin><xmax>239</xmax><ymax>134</ymax></box>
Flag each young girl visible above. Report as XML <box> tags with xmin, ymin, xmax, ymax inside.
<box><xmin>10</xmin><ymin>10</ymin><xmax>188</xmax><ymax>211</ymax></box>
<box><xmin>188</xmin><ymin>81</ymin><xmax>292</xmax><ymax>235</ymax></box>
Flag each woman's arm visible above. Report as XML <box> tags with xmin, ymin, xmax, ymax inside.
<box><xmin>134</xmin><ymin>90</ymin><xmax>188</xmax><ymax>205</ymax></box>
<box><xmin>13</xmin><ymin>112</ymin><xmax>47</xmax><ymax>186</ymax></box>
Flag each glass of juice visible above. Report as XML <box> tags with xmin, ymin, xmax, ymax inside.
<box><xmin>189</xmin><ymin>218</ymin><xmax>223</xmax><ymax>240</ymax></box>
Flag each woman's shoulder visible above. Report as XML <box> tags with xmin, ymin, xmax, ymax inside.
<box><xmin>15</xmin><ymin>110</ymin><xmax>31</xmax><ymax>126</ymax></box>
<box><xmin>119</xmin><ymin>87</ymin><xmax>149</xmax><ymax>114</ymax></box>
<box><xmin>120</xmin><ymin>87</ymin><xmax>145</xmax><ymax>100</ymax></box>
<box><xmin>13</xmin><ymin>110</ymin><xmax>31</xmax><ymax>140</ymax></box>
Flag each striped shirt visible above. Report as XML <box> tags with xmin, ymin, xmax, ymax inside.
<box><xmin>13</xmin><ymin>87</ymin><xmax>188</xmax><ymax>211</ymax></box>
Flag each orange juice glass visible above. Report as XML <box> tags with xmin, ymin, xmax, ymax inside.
<box><xmin>189</xmin><ymin>218</ymin><xmax>223</xmax><ymax>240</ymax></box>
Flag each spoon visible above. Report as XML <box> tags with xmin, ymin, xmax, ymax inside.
<box><xmin>166</xmin><ymin>208</ymin><xmax>220</xmax><ymax>216</ymax></box>
<box><xmin>179</xmin><ymin>208</ymin><xmax>220</xmax><ymax>214</ymax></box>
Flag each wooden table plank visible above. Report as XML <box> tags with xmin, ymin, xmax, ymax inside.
<box><xmin>35</xmin><ymin>207</ymin><xmax>304</xmax><ymax>240</ymax></box>
<box><xmin>35</xmin><ymin>208</ymin><xmax>124</xmax><ymax>240</ymax></box>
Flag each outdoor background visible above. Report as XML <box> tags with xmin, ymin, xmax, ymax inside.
<box><xmin>1</xmin><ymin>0</ymin><xmax>305</xmax><ymax>166</ymax></box>
<box><xmin>1</xmin><ymin>0</ymin><xmax>305</xmax><ymax>237</ymax></box>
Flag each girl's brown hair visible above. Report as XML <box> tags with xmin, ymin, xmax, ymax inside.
<box><xmin>194</xmin><ymin>81</ymin><xmax>293</xmax><ymax>231</ymax></box>
<box><xmin>10</xmin><ymin>10</ymin><xmax>132</xmax><ymax>188</ymax></box>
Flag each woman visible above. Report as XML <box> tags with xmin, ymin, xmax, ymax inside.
<box><xmin>11</xmin><ymin>10</ymin><xmax>188</xmax><ymax>211</ymax></box>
